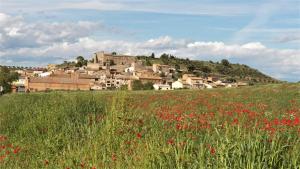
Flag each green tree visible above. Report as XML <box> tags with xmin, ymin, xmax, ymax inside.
<box><xmin>132</xmin><ymin>80</ymin><xmax>144</xmax><ymax>90</ymax></box>
<box><xmin>175</xmin><ymin>64</ymin><xmax>180</xmax><ymax>71</ymax></box>
<box><xmin>143</xmin><ymin>82</ymin><xmax>154</xmax><ymax>90</ymax></box>
<box><xmin>201</xmin><ymin>66</ymin><xmax>211</xmax><ymax>73</ymax></box>
<box><xmin>145</xmin><ymin>59</ymin><xmax>152</xmax><ymax>66</ymax></box>
<box><xmin>150</xmin><ymin>53</ymin><xmax>155</xmax><ymax>58</ymax></box>
<box><xmin>160</xmin><ymin>53</ymin><xmax>169</xmax><ymax>64</ymax></box>
<box><xmin>132</xmin><ymin>80</ymin><xmax>154</xmax><ymax>90</ymax></box>
<box><xmin>76</xmin><ymin>56</ymin><xmax>88</xmax><ymax>67</ymax></box>
<box><xmin>187</xmin><ymin>64</ymin><xmax>195</xmax><ymax>72</ymax></box>
<box><xmin>0</xmin><ymin>66</ymin><xmax>19</xmax><ymax>94</ymax></box>
<box><xmin>221</xmin><ymin>59</ymin><xmax>230</xmax><ymax>67</ymax></box>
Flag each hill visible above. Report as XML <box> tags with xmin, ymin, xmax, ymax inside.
<box><xmin>137</xmin><ymin>53</ymin><xmax>280</xmax><ymax>84</ymax></box>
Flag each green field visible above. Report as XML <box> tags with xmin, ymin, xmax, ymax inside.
<box><xmin>0</xmin><ymin>84</ymin><xmax>299</xmax><ymax>169</ymax></box>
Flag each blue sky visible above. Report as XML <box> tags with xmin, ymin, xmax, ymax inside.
<box><xmin>0</xmin><ymin>0</ymin><xmax>299</xmax><ymax>81</ymax></box>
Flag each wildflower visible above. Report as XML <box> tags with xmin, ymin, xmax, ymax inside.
<box><xmin>232</xmin><ymin>118</ymin><xmax>239</xmax><ymax>125</ymax></box>
<box><xmin>137</xmin><ymin>133</ymin><xmax>142</xmax><ymax>139</ymax></box>
<box><xmin>210</xmin><ymin>147</ymin><xmax>216</xmax><ymax>155</ymax></box>
<box><xmin>167</xmin><ymin>139</ymin><xmax>174</xmax><ymax>145</ymax></box>
<box><xmin>293</xmin><ymin>117</ymin><xmax>300</xmax><ymax>126</ymax></box>
<box><xmin>44</xmin><ymin>160</ymin><xmax>49</xmax><ymax>166</ymax></box>
<box><xmin>112</xmin><ymin>153</ymin><xmax>117</xmax><ymax>161</ymax></box>
<box><xmin>91</xmin><ymin>166</ymin><xmax>96</xmax><ymax>169</ymax></box>
<box><xmin>13</xmin><ymin>147</ymin><xmax>21</xmax><ymax>154</ymax></box>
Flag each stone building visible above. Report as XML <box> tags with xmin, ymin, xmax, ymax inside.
<box><xmin>25</xmin><ymin>73</ymin><xmax>91</xmax><ymax>92</ymax></box>
<box><xmin>94</xmin><ymin>51</ymin><xmax>136</xmax><ymax>66</ymax></box>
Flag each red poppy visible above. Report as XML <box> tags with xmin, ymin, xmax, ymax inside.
<box><xmin>167</xmin><ymin>139</ymin><xmax>174</xmax><ymax>145</ymax></box>
<box><xmin>112</xmin><ymin>153</ymin><xmax>117</xmax><ymax>161</ymax></box>
<box><xmin>210</xmin><ymin>147</ymin><xmax>216</xmax><ymax>155</ymax></box>
<box><xmin>137</xmin><ymin>133</ymin><xmax>142</xmax><ymax>139</ymax></box>
<box><xmin>13</xmin><ymin>147</ymin><xmax>21</xmax><ymax>154</ymax></box>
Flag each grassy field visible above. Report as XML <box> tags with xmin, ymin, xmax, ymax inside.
<box><xmin>0</xmin><ymin>84</ymin><xmax>299</xmax><ymax>169</ymax></box>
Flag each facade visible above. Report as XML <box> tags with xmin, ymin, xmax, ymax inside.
<box><xmin>153</xmin><ymin>84</ymin><xmax>171</xmax><ymax>90</ymax></box>
<box><xmin>186</xmin><ymin>77</ymin><xmax>204</xmax><ymax>89</ymax></box>
<box><xmin>93</xmin><ymin>51</ymin><xmax>136</xmax><ymax>66</ymax></box>
<box><xmin>12</xmin><ymin>78</ymin><xmax>26</xmax><ymax>92</ymax></box>
<box><xmin>25</xmin><ymin>76</ymin><xmax>91</xmax><ymax>92</ymax></box>
<box><xmin>172</xmin><ymin>81</ymin><xmax>183</xmax><ymax>89</ymax></box>
<box><xmin>87</xmin><ymin>63</ymin><xmax>101</xmax><ymax>71</ymax></box>
<box><xmin>206</xmin><ymin>76</ymin><xmax>219</xmax><ymax>83</ymax></box>
<box><xmin>138</xmin><ymin>76</ymin><xmax>163</xmax><ymax>84</ymax></box>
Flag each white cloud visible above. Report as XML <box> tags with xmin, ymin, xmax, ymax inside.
<box><xmin>0</xmin><ymin>13</ymin><xmax>103</xmax><ymax>49</ymax></box>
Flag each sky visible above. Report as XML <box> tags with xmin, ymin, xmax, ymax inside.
<box><xmin>0</xmin><ymin>0</ymin><xmax>299</xmax><ymax>82</ymax></box>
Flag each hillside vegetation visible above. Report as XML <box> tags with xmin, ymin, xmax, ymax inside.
<box><xmin>137</xmin><ymin>54</ymin><xmax>280</xmax><ymax>84</ymax></box>
<box><xmin>0</xmin><ymin>84</ymin><xmax>299</xmax><ymax>168</ymax></box>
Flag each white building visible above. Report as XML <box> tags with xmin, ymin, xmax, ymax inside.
<box><xmin>39</xmin><ymin>72</ymin><xmax>52</xmax><ymax>77</ymax></box>
<box><xmin>153</xmin><ymin>84</ymin><xmax>171</xmax><ymax>90</ymax></box>
<box><xmin>125</xmin><ymin>66</ymin><xmax>135</xmax><ymax>73</ymax></box>
<box><xmin>172</xmin><ymin>80</ymin><xmax>184</xmax><ymax>89</ymax></box>
<box><xmin>204</xmin><ymin>83</ymin><xmax>213</xmax><ymax>89</ymax></box>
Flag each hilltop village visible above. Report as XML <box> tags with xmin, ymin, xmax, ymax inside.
<box><xmin>10</xmin><ymin>51</ymin><xmax>249</xmax><ymax>93</ymax></box>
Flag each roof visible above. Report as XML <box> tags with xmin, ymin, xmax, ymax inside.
<box><xmin>28</xmin><ymin>77</ymin><xmax>90</xmax><ymax>85</ymax></box>
<box><xmin>115</xmin><ymin>75</ymin><xmax>137</xmax><ymax>80</ymax></box>
<box><xmin>138</xmin><ymin>76</ymin><xmax>162</xmax><ymax>80</ymax></box>
<box><xmin>154</xmin><ymin>84</ymin><xmax>170</xmax><ymax>87</ymax></box>
<box><xmin>188</xmin><ymin>77</ymin><xmax>203</xmax><ymax>80</ymax></box>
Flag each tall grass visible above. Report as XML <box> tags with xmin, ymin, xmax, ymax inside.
<box><xmin>0</xmin><ymin>84</ymin><xmax>299</xmax><ymax>168</ymax></box>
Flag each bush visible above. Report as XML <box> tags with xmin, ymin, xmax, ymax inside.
<box><xmin>132</xmin><ymin>80</ymin><xmax>153</xmax><ymax>90</ymax></box>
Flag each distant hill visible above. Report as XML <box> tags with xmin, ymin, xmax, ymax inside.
<box><xmin>136</xmin><ymin>53</ymin><xmax>281</xmax><ymax>84</ymax></box>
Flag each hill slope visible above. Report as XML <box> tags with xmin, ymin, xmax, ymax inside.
<box><xmin>137</xmin><ymin>54</ymin><xmax>280</xmax><ymax>83</ymax></box>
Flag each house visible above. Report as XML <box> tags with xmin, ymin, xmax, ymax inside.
<box><xmin>152</xmin><ymin>64</ymin><xmax>172</xmax><ymax>74</ymax></box>
<box><xmin>25</xmin><ymin>74</ymin><xmax>91</xmax><ymax>92</ymax></box>
<box><xmin>172</xmin><ymin>80</ymin><xmax>189</xmax><ymax>89</ymax></box>
<box><xmin>182</xmin><ymin>74</ymin><xmax>195</xmax><ymax>81</ymax></box>
<box><xmin>186</xmin><ymin>77</ymin><xmax>204</xmax><ymax>89</ymax></box>
<box><xmin>125</xmin><ymin>66</ymin><xmax>135</xmax><ymax>73</ymax></box>
<box><xmin>33</xmin><ymin>70</ymin><xmax>44</xmax><ymax>76</ymax></box>
<box><xmin>138</xmin><ymin>76</ymin><xmax>163</xmax><ymax>84</ymax></box>
<box><xmin>12</xmin><ymin>78</ymin><xmax>26</xmax><ymax>92</ymax></box>
<box><xmin>214</xmin><ymin>80</ymin><xmax>226</xmax><ymax>87</ymax></box>
<box><xmin>87</xmin><ymin>63</ymin><xmax>101</xmax><ymax>71</ymax></box>
<box><xmin>226</xmin><ymin>84</ymin><xmax>233</xmax><ymax>88</ymax></box>
<box><xmin>153</xmin><ymin>84</ymin><xmax>171</xmax><ymax>90</ymax></box>
<box><xmin>39</xmin><ymin>72</ymin><xmax>52</xmax><ymax>77</ymax></box>
<box><xmin>237</xmin><ymin>82</ymin><xmax>248</xmax><ymax>87</ymax></box>
<box><xmin>206</xmin><ymin>76</ymin><xmax>219</xmax><ymax>83</ymax></box>
<box><xmin>204</xmin><ymin>83</ymin><xmax>213</xmax><ymax>89</ymax></box>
